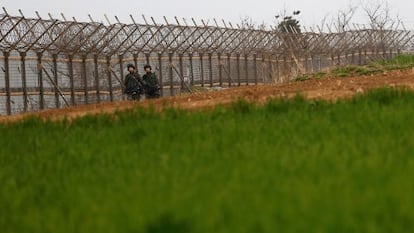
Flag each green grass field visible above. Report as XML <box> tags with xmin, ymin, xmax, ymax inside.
<box><xmin>1</xmin><ymin>88</ymin><xmax>414</xmax><ymax>233</ymax></box>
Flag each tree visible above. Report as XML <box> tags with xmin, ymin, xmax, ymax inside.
<box><xmin>277</xmin><ymin>11</ymin><xmax>301</xmax><ymax>33</ymax></box>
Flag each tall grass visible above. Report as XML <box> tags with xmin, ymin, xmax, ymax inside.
<box><xmin>296</xmin><ymin>54</ymin><xmax>414</xmax><ymax>80</ymax></box>
<box><xmin>1</xmin><ymin>88</ymin><xmax>414</xmax><ymax>233</ymax></box>
<box><xmin>376</xmin><ymin>54</ymin><xmax>414</xmax><ymax>70</ymax></box>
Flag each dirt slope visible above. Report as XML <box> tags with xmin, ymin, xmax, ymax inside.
<box><xmin>1</xmin><ymin>69</ymin><xmax>414</xmax><ymax>123</ymax></box>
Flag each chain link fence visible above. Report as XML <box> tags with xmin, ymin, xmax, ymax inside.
<box><xmin>1</xmin><ymin>10</ymin><xmax>413</xmax><ymax>115</ymax></box>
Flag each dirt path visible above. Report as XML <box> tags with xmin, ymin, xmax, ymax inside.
<box><xmin>1</xmin><ymin>69</ymin><xmax>414</xmax><ymax>123</ymax></box>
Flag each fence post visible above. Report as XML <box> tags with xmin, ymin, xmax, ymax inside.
<box><xmin>158</xmin><ymin>52</ymin><xmax>164</xmax><ymax>97</ymax></box>
<box><xmin>310</xmin><ymin>54</ymin><xmax>315</xmax><ymax>73</ymax></box>
<box><xmin>351</xmin><ymin>51</ymin><xmax>355</xmax><ymax>65</ymax></box>
<box><xmin>253</xmin><ymin>54</ymin><xmax>258</xmax><ymax>85</ymax></box>
<box><xmin>145</xmin><ymin>53</ymin><xmax>150</xmax><ymax>65</ymax></box>
<box><xmin>236</xmin><ymin>53</ymin><xmax>241</xmax><ymax>86</ymax></box>
<box><xmin>52</xmin><ymin>54</ymin><xmax>60</xmax><ymax>108</ymax></box>
<box><xmin>261</xmin><ymin>54</ymin><xmax>266</xmax><ymax>83</ymax></box>
<box><xmin>276</xmin><ymin>56</ymin><xmax>281</xmax><ymax>82</ymax></box>
<box><xmin>118</xmin><ymin>55</ymin><xmax>124</xmax><ymax>100</ymax></box>
<box><xmin>217</xmin><ymin>52</ymin><xmax>223</xmax><ymax>86</ymax></box>
<box><xmin>37</xmin><ymin>52</ymin><xmax>45</xmax><ymax>110</ymax></box>
<box><xmin>68</xmin><ymin>54</ymin><xmax>76</xmax><ymax>105</ymax></box>
<box><xmin>20</xmin><ymin>52</ymin><xmax>28</xmax><ymax>112</ymax></box>
<box><xmin>168</xmin><ymin>52</ymin><xmax>174</xmax><ymax>96</ymax></box>
<box><xmin>106</xmin><ymin>55</ymin><xmax>113</xmax><ymax>102</ymax></box>
<box><xmin>227</xmin><ymin>53</ymin><xmax>232</xmax><ymax>87</ymax></box>
<box><xmin>179</xmin><ymin>53</ymin><xmax>184</xmax><ymax>89</ymax></box>
<box><xmin>244</xmin><ymin>54</ymin><xmax>249</xmax><ymax>86</ymax></box>
<box><xmin>133</xmin><ymin>54</ymin><xmax>138</xmax><ymax>70</ymax></box>
<box><xmin>318</xmin><ymin>56</ymin><xmax>322</xmax><ymax>71</ymax></box>
<box><xmin>283</xmin><ymin>55</ymin><xmax>288</xmax><ymax>82</ymax></box>
<box><xmin>82</xmin><ymin>55</ymin><xmax>89</xmax><ymax>104</ymax></box>
<box><xmin>119</xmin><ymin>54</ymin><xmax>124</xmax><ymax>84</ymax></box>
<box><xmin>303</xmin><ymin>54</ymin><xmax>308</xmax><ymax>73</ymax></box>
<box><xmin>291</xmin><ymin>56</ymin><xmax>296</xmax><ymax>81</ymax></box>
<box><xmin>199</xmin><ymin>53</ymin><xmax>204</xmax><ymax>87</ymax></box>
<box><xmin>189</xmin><ymin>53</ymin><xmax>194</xmax><ymax>86</ymax></box>
<box><xmin>337</xmin><ymin>53</ymin><xmax>341</xmax><ymax>66</ymax></box>
<box><xmin>268</xmin><ymin>55</ymin><xmax>273</xmax><ymax>83</ymax></box>
<box><xmin>364</xmin><ymin>49</ymin><xmax>368</xmax><ymax>64</ymax></box>
<box><xmin>208</xmin><ymin>53</ymin><xmax>213</xmax><ymax>87</ymax></box>
<box><xmin>3</xmin><ymin>51</ymin><xmax>11</xmax><ymax>115</ymax></box>
<box><xmin>94</xmin><ymin>55</ymin><xmax>101</xmax><ymax>103</ymax></box>
<box><xmin>344</xmin><ymin>52</ymin><xmax>349</xmax><ymax>65</ymax></box>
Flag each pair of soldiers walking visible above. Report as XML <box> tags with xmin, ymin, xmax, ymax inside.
<box><xmin>124</xmin><ymin>64</ymin><xmax>160</xmax><ymax>100</ymax></box>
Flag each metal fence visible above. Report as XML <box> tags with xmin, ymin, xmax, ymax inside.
<box><xmin>1</xmin><ymin>8</ymin><xmax>414</xmax><ymax>115</ymax></box>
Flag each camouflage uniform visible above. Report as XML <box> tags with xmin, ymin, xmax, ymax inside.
<box><xmin>124</xmin><ymin>72</ymin><xmax>143</xmax><ymax>100</ymax></box>
<box><xmin>142</xmin><ymin>72</ymin><xmax>160</xmax><ymax>99</ymax></box>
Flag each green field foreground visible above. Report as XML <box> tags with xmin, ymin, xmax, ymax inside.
<box><xmin>1</xmin><ymin>88</ymin><xmax>414</xmax><ymax>233</ymax></box>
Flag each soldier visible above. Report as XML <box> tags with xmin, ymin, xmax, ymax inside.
<box><xmin>142</xmin><ymin>64</ymin><xmax>160</xmax><ymax>99</ymax></box>
<box><xmin>124</xmin><ymin>63</ymin><xmax>143</xmax><ymax>100</ymax></box>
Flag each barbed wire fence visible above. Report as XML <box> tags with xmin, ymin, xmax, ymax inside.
<box><xmin>1</xmin><ymin>7</ymin><xmax>413</xmax><ymax>115</ymax></box>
